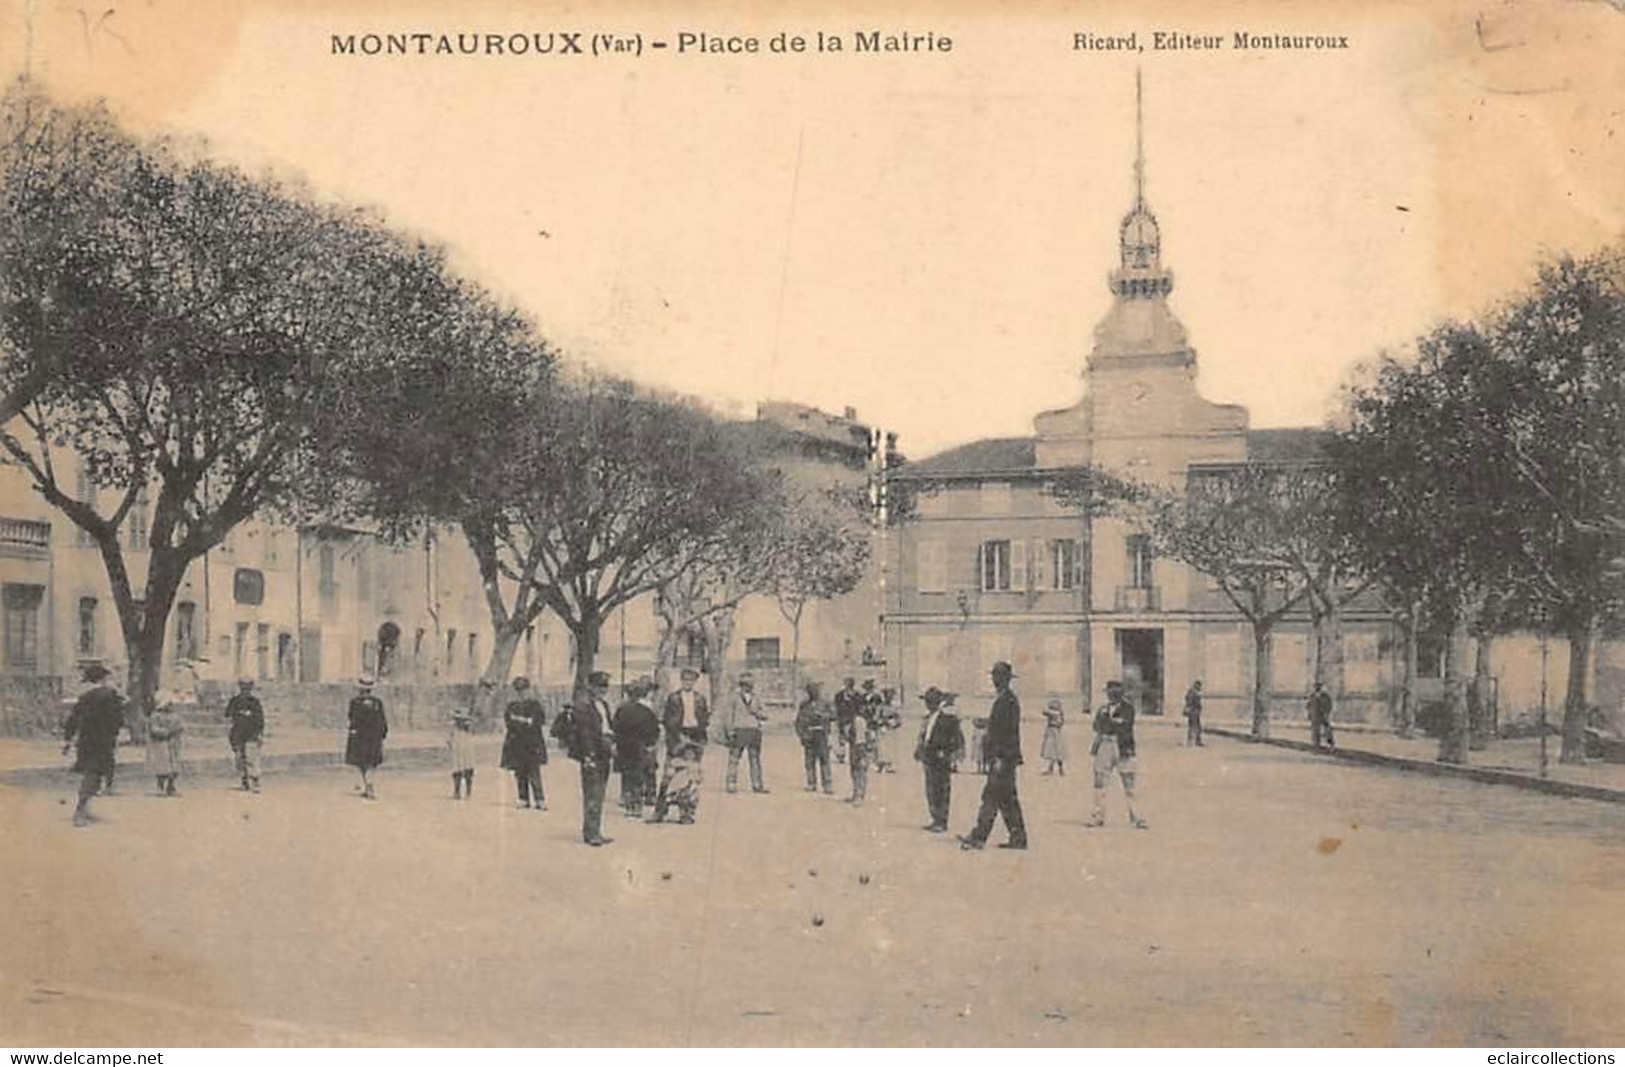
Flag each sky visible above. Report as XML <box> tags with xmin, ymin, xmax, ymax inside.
<box><xmin>3</xmin><ymin>0</ymin><xmax>1623</xmax><ymax>458</ymax></box>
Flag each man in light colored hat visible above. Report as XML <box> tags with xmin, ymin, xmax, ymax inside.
<box><xmin>960</xmin><ymin>660</ymin><xmax>1028</xmax><ymax>850</ymax></box>
<box><xmin>723</xmin><ymin>672</ymin><xmax>769</xmax><ymax>795</ymax></box>
<box><xmin>224</xmin><ymin>677</ymin><xmax>265</xmax><ymax>793</ymax></box>
<box><xmin>914</xmin><ymin>687</ymin><xmax>965</xmax><ymax>833</ymax></box>
<box><xmin>651</xmin><ymin>666</ymin><xmax>709</xmax><ymax>824</ymax></box>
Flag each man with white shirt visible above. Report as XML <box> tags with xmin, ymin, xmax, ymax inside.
<box><xmin>651</xmin><ymin>666</ymin><xmax>710</xmax><ymax>824</ymax></box>
<box><xmin>723</xmin><ymin>673</ymin><xmax>770</xmax><ymax>794</ymax></box>
<box><xmin>914</xmin><ymin>687</ymin><xmax>965</xmax><ymax>833</ymax></box>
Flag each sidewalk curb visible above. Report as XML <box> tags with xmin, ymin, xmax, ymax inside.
<box><xmin>1207</xmin><ymin>726</ymin><xmax>1625</xmax><ymax>805</ymax></box>
<box><xmin>0</xmin><ymin>744</ymin><xmax>454</xmax><ymax>790</ymax></box>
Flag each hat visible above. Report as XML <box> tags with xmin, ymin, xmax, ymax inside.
<box><xmin>588</xmin><ymin>670</ymin><xmax>611</xmax><ymax>687</ymax></box>
<box><xmin>991</xmin><ymin>660</ymin><xmax>1015</xmax><ymax>677</ymax></box>
<box><xmin>512</xmin><ymin>677</ymin><xmax>530</xmax><ymax>690</ymax></box>
<box><xmin>1105</xmin><ymin>679</ymin><xmax>1124</xmax><ymax>693</ymax></box>
<box><xmin>737</xmin><ymin>673</ymin><xmax>754</xmax><ymax>686</ymax></box>
<box><xmin>358</xmin><ymin>675</ymin><xmax>375</xmax><ymax>687</ymax></box>
<box><xmin>920</xmin><ymin>686</ymin><xmax>949</xmax><ymax>708</ymax></box>
<box><xmin>862</xmin><ymin>678</ymin><xmax>876</xmax><ymax>689</ymax></box>
<box><xmin>451</xmin><ymin>708</ymin><xmax>474</xmax><ymax>721</ymax></box>
<box><xmin>632</xmin><ymin>675</ymin><xmax>656</xmax><ymax>696</ymax></box>
<box><xmin>1046</xmin><ymin>697</ymin><xmax>1063</xmax><ymax>711</ymax></box>
<box><xmin>82</xmin><ymin>664</ymin><xmax>110</xmax><ymax>683</ymax></box>
<box><xmin>237</xmin><ymin>677</ymin><xmax>254</xmax><ymax>687</ymax></box>
<box><xmin>680</xmin><ymin>666</ymin><xmax>700</xmax><ymax>680</ymax></box>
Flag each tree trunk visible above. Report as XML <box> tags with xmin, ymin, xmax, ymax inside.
<box><xmin>789</xmin><ymin>607</ymin><xmax>805</xmax><ymax>709</ymax></box>
<box><xmin>571</xmin><ymin>612</ymin><xmax>602</xmax><ymax>697</ymax></box>
<box><xmin>1437</xmin><ymin>615</ymin><xmax>1471</xmax><ymax>764</ymax></box>
<box><xmin>112</xmin><ymin>544</ymin><xmax>187</xmax><ymax>745</ymax></box>
<box><xmin>1469</xmin><ymin>632</ymin><xmax>1495</xmax><ymax>751</ymax></box>
<box><xmin>704</xmin><ymin>608</ymin><xmax>739</xmax><ymax>710</ymax></box>
<box><xmin>1559</xmin><ymin>614</ymin><xmax>1597</xmax><ymax>764</ymax></box>
<box><xmin>476</xmin><ymin>624</ymin><xmax>525</xmax><ymax>725</ymax></box>
<box><xmin>1392</xmin><ymin>604</ymin><xmax>1419</xmax><ymax>738</ymax></box>
<box><xmin>1251</xmin><ymin>621</ymin><xmax>1273</xmax><ymax>739</ymax></box>
<box><xmin>1323</xmin><ymin>603</ymin><xmax>1344</xmax><ymax>699</ymax></box>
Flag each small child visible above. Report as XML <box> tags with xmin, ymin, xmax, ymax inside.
<box><xmin>449</xmin><ymin>708</ymin><xmax>477</xmax><ymax>800</ymax></box>
<box><xmin>146</xmin><ymin>694</ymin><xmax>186</xmax><ymax>797</ymax></box>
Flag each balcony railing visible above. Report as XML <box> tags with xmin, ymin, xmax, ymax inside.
<box><xmin>1114</xmin><ymin>585</ymin><xmax>1161</xmax><ymax>612</ymax></box>
<box><xmin>0</xmin><ymin>517</ymin><xmax>51</xmax><ymax>554</ymax></box>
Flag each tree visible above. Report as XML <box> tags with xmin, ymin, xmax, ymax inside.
<box><xmin>771</xmin><ymin>485</ymin><xmax>873</xmax><ymax>695</ymax></box>
<box><xmin>1484</xmin><ymin>252</ymin><xmax>1625</xmax><ymax>762</ymax></box>
<box><xmin>1331</xmin><ymin>324</ymin><xmax>1526</xmax><ymax>763</ymax></box>
<box><xmin>0</xmin><ymin>101</ymin><xmax>439</xmax><ymax>728</ymax></box>
<box><xmin>1150</xmin><ymin>464</ymin><xmax>1316</xmax><ymax>738</ymax></box>
<box><xmin>0</xmin><ymin>81</ymin><xmax>151</xmax><ymax>427</ymax></box>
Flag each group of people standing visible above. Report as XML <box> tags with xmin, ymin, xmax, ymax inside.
<box><xmin>793</xmin><ymin>676</ymin><xmax>902</xmax><ymax>806</ymax></box>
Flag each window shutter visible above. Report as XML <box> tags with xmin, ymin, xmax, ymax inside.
<box><xmin>1031</xmin><ymin>540</ymin><xmax>1049</xmax><ymax>591</ymax></box>
<box><xmin>976</xmin><ymin>542</ymin><xmax>986</xmax><ymax>591</ymax></box>
<box><xmin>1010</xmin><ymin>539</ymin><xmax>1028</xmax><ymax>591</ymax></box>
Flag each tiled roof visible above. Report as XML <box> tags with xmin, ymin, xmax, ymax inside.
<box><xmin>1245</xmin><ymin>428</ymin><xmax>1332</xmax><ymax>464</ymax></box>
<box><xmin>894</xmin><ymin>437</ymin><xmax>1037</xmax><ymax>479</ymax></box>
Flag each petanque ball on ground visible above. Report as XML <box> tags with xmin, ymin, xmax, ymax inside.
<box><xmin>660</xmin><ymin>871</ymin><xmax>673</xmax><ymax>881</ymax></box>
<box><xmin>811</xmin><ymin>913</ymin><xmax>825</xmax><ymax>927</ymax></box>
<box><xmin>858</xmin><ymin>874</ymin><xmax>871</xmax><ymax>885</ymax></box>
<box><xmin>808</xmin><ymin>868</ymin><xmax>818</xmax><ymax>877</ymax></box>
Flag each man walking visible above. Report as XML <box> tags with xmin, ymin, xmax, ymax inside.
<box><xmin>960</xmin><ymin>661</ymin><xmax>1028</xmax><ymax>851</ymax></box>
<box><xmin>794</xmin><ymin>681</ymin><xmax>834</xmax><ymax>793</ymax></box>
<box><xmin>569</xmin><ymin>671</ymin><xmax>616</xmax><ymax>846</ymax></box>
<box><xmin>1183</xmin><ymin>679</ymin><xmax>1205</xmax><ymax>747</ymax></box>
<box><xmin>1308</xmin><ymin>682</ymin><xmax>1336</xmax><ymax>749</ymax></box>
<box><xmin>915</xmin><ymin>687</ymin><xmax>964</xmax><ymax>833</ymax></box>
<box><xmin>1088</xmin><ymin>680</ymin><xmax>1147</xmax><ymax>829</ymax></box>
<box><xmin>612</xmin><ymin>677</ymin><xmax>661</xmax><ymax>818</ymax></box>
<box><xmin>651</xmin><ymin>667</ymin><xmax>709</xmax><ymax>824</ymax></box>
<box><xmin>225</xmin><ymin>677</ymin><xmax>265</xmax><ymax>793</ymax></box>
<box><xmin>62</xmin><ymin>664</ymin><xmax>124</xmax><ymax>827</ymax></box>
<box><xmin>723</xmin><ymin>673</ymin><xmax>770</xmax><ymax>794</ymax></box>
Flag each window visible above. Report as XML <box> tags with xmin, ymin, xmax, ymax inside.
<box><xmin>256</xmin><ymin>623</ymin><xmax>270</xmax><ymax>679</ymax></box>
<box><xmin>467</xmin><ymin>631</ymin><xmax>478</xmax><ymax>671</ymax></box>
<box><xmin>916</xmin><ymin>541</ymin><xmax>947</xmax><ymax>593</ymax></box>
<box><xmin>233</xmin><ymin>568</ymin><xmax>265</xmax><ymax>606</ymax></box>
<box><xmin>1203</xmin><ymin>629</ymin><xmax>1242</xmax><ymax>693</ymax></box>
<box><xmin>1126</xmin><ymin>534</ymin><xmax>1155</xmax><ymax>589</ymax></box>
<box><xmin>745</xmin><ymin>637</ymin><xmax>781</xmax><ymax>669</ymax></box>
<box><xmin>1049</xmin><ymin>539</ymin><xmax>1078</xmax><ymax>591</ymax></box>
<box><xmin>127</xmin><ymin>486</ymin><xmax>149</xmax><ymax>550</ymax></box>
<box><xmin>980</xmin><ymin>540</ymin><xmax>1011</xmax><ymax>592</ymax></box>
<box><xmin>445</xmin><ymin>630</ymin><xmax>458</xmax><ymax>669</ymax></box>
<box><xmin>413</xmin><ymin>628</ymin><xmax>426</xmax><ymax>663</ymax></box>
<box><xmin>3</xmin><ymin>584</ymin><xmax>44</xmax><ymax>673</ymax></box>
<box><xmin>1344</xmin><ymin>630</ymin><xmax>1384</xmax><ymax>693</ymax></box>
<box><xmin>174</xmin><ymin>602</ymin><xmax>198</xmax><ymax>661</ymax></box>
<box><xmin>234</xmin><ymin>622</ymin><xmax>250</xmax><ymax>677</ymax></box>
<box><xmin>318</xmin><ymin>544</ymin><xmax>337</xmax><ymax>612</ymax></box>
<box><xmin>77</xmin><ymin>597</ymin><xmax>98</xmax><ymax>658</ymax></box>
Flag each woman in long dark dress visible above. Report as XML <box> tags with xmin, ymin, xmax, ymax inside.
<box><xmin>499</xmin><ymin>677</ymin><xmax>549</xmax><ymax>810</ymax></box>
<box><xmin>345</xmin><ymin>677</ymin><xmax>389</xmax><ymax>800</ymax></box>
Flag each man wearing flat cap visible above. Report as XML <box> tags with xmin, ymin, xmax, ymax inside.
<box><xmin>62</xmin><ymin>664</ymin><xmax>125</xmax><ymax>827</ymax></box>
<box><xmin>960</xmin><ymin>660</ymin><xmax>1028</xmax><ymax>850</ymax></box>
<box><xmin>651</xmin><ymin>666</ymin><xmax>709</xmax><ymax>824</ymax></box>
<box><xmin>914</xmin><ymin>687</ymin><xmax>965</xmax><ymax>833</ymax></box>
<box><xmin>225</xmin><ymin>677</ymin><xmax>266</xmax><ymax>793</ymax></box>
<box><xmin>569</xmin><ymin>671</ymin><xmax>617</xmax><ymax>846</ymax></box>
<box><xmin>723</xmin><ymin>672</ymin><xmax>770</xmax><ymax>795</ymax></box>
<box><xmin>612</xmin><ymin>677</ymin><xmax>661</xmax><ymax>818</ymax></box>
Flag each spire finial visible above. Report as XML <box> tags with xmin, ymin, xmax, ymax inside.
<box><xmin>1134</xmin><ymin>67</ymin><xmax>1145</xmax><ymax>210</ymax></box>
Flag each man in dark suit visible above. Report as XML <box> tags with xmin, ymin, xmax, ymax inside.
<box><xmin>914</xmin><ymin>687</ymin><xmax>965</xmax><ymax>833</ymax></box>
<box><xmin>225</xmin><ymin>677</ymin><xmax>266</xmax><ymax>793</ymax></box>
<box><xmin>612</xmin><ymin>677</ymin><xmax>661</xmax><ymax>818</ymax></box>
<box><xmin>570</xmin><ymin>671</ymin><xmax>617</xmax><ymax>846</ymax></box>
<box><xmin>651</xmin><ymin>666</ymin><xmax>709</xmax><ymax>824</ymax></box>
<box><xmin>1308</xmin><ymin>682</ymin><xmax>1336</xmax><ymax>749</ymax></box>
<box><xmin>62</xmin><ymin>664</ymin><xmax>125</xmax><ymax>827</ymax></box>
<box><xmin>960</xmin><ymin>661</ymin><xmax>1028</xmax><ymax>850</ymax></box>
